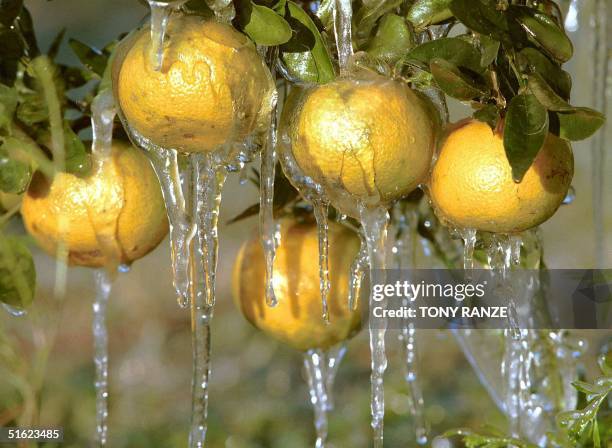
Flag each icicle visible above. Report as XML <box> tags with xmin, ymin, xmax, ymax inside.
<box><xmin>359</xmin><ymin>204</ymin><xmax>389</xmax><ymax>448</ymax></box>
<box><xmin>88</xmin><ymin>89</ymin><xmax>124</xmax><ymax>268</ymax></box>
<box><xmin>145</xmin><ymin>147</ymin><xmax>196</xmax><ymax>307</ymax></box>
<box><xmin>564</xmin><ymin>0</ymin><xmax>581</xmax><ymax>32</ymax></box>
<box><xmin>590</xmin><ymin>0</ymin><xmax>608</xmax><ymax>268</ymax></box>
<box><xmin>459</xmin><ymin>228</ymin><xmax>477</xmax><ymax>270</ymax></box>
<box><xmin>323</xmin><ymin>344</ymin><xmax>347</xmax><ymax>409</ymax></box>
<box><xmin>1</xmin><ymin>303</ymin><xmax>26</xmax><ymax>317</ymax></box>
<box><xmin>93</xmin><ymin>269</ymin><xmax>113</xmax><ymax>447</ymax></box>
<box><xmin>390</xmin><ymin>203</ymin><xmax>427</xmax><ymax>444</ymax></box>
<box><xmin>562</xmin><ymin>185</ymin><xmax>575</xmax><ymax>205</ymax></box>
<box><xmin>91</xmin><ymin>89</ymin><xmax>116</xmax><ymax>164</ymax></box>
<box><xmin>400</xmin><ymin>325</ymin><xmax>427</xmax><ymax>445</ymax></box>
<box><xmin>313</xmin><ymin>201</ymin><xmax>331</xmax><ymax>322</ymax></box>
<box><xmin>260</xmin><ymin>95</ymin><xmax>279</xmax><ymax>307</ymax></box>
<box><xmin>188</xmin><ymin>153</ymin><xmax>227</xmax><ymax>448</ymax></box>
<box><xmin>333</xmin><ymin>0</ymin><xmax>353</xmax><ymax>74</ymax></box>
<box><xmin>348</xmin><ymin>237</ymin><xmax>368</xmax><ymax>310</ymax></box>
<box><xmin>193</xmin><ymin>154</ymin><xmax>227</xmax><ymax>308</ymax></box>
<box><xmin>147</xmin><ymin>1</ymin><xmax>183</xmax><ymax>71</ymax></box>
<box><xmin>303</xmin><ymin>345</ymin><xmax>347</xmax><ymax>448</ymax></box>
<box><xmin>304</xmin><ymin>350</ymin><xmax>331</xmax><ymax>448</ymax></box>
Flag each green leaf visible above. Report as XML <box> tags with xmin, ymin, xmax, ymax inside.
<box><xmin>68</xmin><ymin>39</ymin><xmax>107</xmax><ymax>77</ymax></box>
<box><xmin>429</xmin><ymin>58</ymin><xmax>487</xmax><ymax>100</ymax></box>
<box><xmin>63</xmin><ymin>123</ymin><xmax>91</xmax><ymax>175</ymax></box>
<box><xmin>48</xmin><ymin>28</ymin><xmax>66</xmax><ymax>61</ymax></box>
<box><xmin>16</xmin><ymin>91</ymin><xmax>47</xmax><ymax>126</ymax></box>
<box><xmin>366</xmin><ymin>14</ymin><xmax>414</xmax><ymax>63</ymax></box>
<box><xmin>406</xmin><ymin>37</ymin><xmax>484</xmax><ymax>73</ymax></box>
<box><xmin>406</xmin><ymin>0</ymin><xmax>452</xmax><ymax>29</ymax></box>
<box><xmin>15</xmin><ymin>7</ymin><xmax>39</xmax><ymax>56</ymax></box>
<box><xmin>527</xmin><ymin>73</ymin><xmax>574</xmax><ymax>112</ymax></box>
<box><xmin>450</xmin><ymin>0</ymin><xmax>511</xmax><ymax>44</ymax></box>
<box><xmin>510</xmin><ymin>6</ymin><xmax>573</xmax><ymax>63</ymax></box>
<box><xmin>235</xmin><ymin>0</ymin><xmax>292</xmax><ymax>46</ymax></box>
<box><xmin>0</xmin><ymin>144</ymin><xmax>31</xmax><ymax>194</ymax></box>
<box><xmin>473</xmin><ymin>103</ymin><xmax>499</xmax><ymax>129</ymax></box>
<box><xmin>0</xmin><ymin>27</ymin><xmax>24</xmax><ymax>85</ymax></box>
<box><xmin>0</xmin><ymin>233</ymin><xmax>36</xmax><ymax>311</ymax></box>
<box><xmin>478</xmin><ymin>34</ymin><xmax>500</xmax><ymax>67</ymax></box>
<box><xmin>280</xmin><ymin>1</ymin><xmax>335</xmax><ymax>83</ymax></box>
<box><xmin>355</xmin><ymin>0</ymin><xmax>403</xmax><ymax>41</ymax></box>
<box><xmin>503</xmin><ymin>93</ymin><xmax>549</xmax><ymax>182</ymax></box>
<box><xmin>518</xmin><ymin>48</ymin><xmax>571</xmax><ymax>99</ymax></box>
<box><xmin>0</xmin><ymin>83</ymin><xmax>17</xmax><ymax>131</ymax></box>
<box><xmin>552</xmin><ymin>108</ymin><xmax>605</xmax><ymax>141</ymax></box>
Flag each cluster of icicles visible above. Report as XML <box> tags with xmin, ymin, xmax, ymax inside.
<box><xmin>0</xmin><ymin>1</ymin><xmax>601</xmax><ymax>447</ymax></box>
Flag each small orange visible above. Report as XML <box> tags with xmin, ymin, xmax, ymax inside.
<box><xmin>233</xmin><ymin>218</ymin><xmax>362</xmax><ymax>351</ymax></box>
<box><xmin>429</xmin><ymin>120</ymin><xmax>573</xmax><ymax>233</ymax></box>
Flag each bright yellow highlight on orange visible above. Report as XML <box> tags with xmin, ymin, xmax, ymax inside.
<box><xmin>429</xmin><ymin>120</ymin><xmax>573</xmax><ymax>234</ymax></box>
<box><xmin>233</xmin><ymin>219</ymin><xmax>362</xmax><ymax>351</ymax></box>
<box><xmin>115</xmin><ymin>15</ymin><xmax>274</xmax><ymax>153</ymax></box>
<box><xmin>22</xmin><ymin>141</ymin><xmax>168</xmax><ymax>268</ymax></box>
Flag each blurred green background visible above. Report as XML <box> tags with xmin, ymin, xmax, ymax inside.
<box><xmin>0</xmin><ymin>0</ymin><xmax>610</xmax><ymax>447</ymax></box>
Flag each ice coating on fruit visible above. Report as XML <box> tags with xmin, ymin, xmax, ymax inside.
<box><xmin>115</xmin><ymin>15</ymin><xmax>275</xmax><ymax>153</ymax></box>
<box><xmin>279</xmin><ymin>73</ymin><xmax>435</xmax><ymax>218</ymax></box>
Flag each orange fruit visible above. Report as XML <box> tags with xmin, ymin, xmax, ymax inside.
<box><xmin>233</xmin><ymin>218</ymin><xmax>362</xmax><ymax>351</ymax></box>
<box><xmin>22</xmin><ymin>141</ymin><xmax>168</xmax><ymax>267</ymax></box>
<box><xmin>280</xmin><ymin>73</ymin><xmax>435</xmax><ymax>217</ymax></box>
<box><xmin>429</xmin><ymin>120</ymin><xmax>573</xmax><ymax>233</ymax></box>
<box><xmin>114</xmin><ymin>15</ymin><xmax>275</xmax><ymax>153</ymax></box>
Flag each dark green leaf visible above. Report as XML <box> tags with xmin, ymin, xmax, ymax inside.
<box><xmin>63</xmin><ymin>123</ymin><xmax>91</xmax><ymax>175</ymax></box>
<box><xmin>0</xmin><ymin>83</ymin><xmax>17</xmax><ymax>131</ymax></box>
<box><xmin>47</xmin><ymin>28</ymin><xmax>66</xmax><ymax>61</ymax></box>
<box><xmin>366</xmin><ymin>14</ymin><xmax>414</xmax><ymax>63</ymax></box>
<box><xmin>518</xmin><ymin>47</ymin><xmax>571</xmax><ymax>99</ymax></box>
<box><xmin>0</xmin><ymin>28</ymin><xmax>24</xmax><ymax>85</ymax></box>
<box><xmin>406</xmin><ymin>0</ymin><xmax>452</xmax><ymax>29</ymax></box>
<box><xmin>0</xmin><ymin>233</ymin><xmax>36</xmax><ymax>311</ymax></box>
<box><xmin>68</xmin><ymin>39</ymin><xmax>107</xmax><ymax>77</ymax></box>
<box><xmin>473</xmin><ymin>103</ymin><xmax>499</xmax><ymax>129</ymax></box>
<box><xmin>429</xmin><ymin>58</ymin><xmax>487</xmax><ymax>100</ymax></box>
<box><xmin>0</xmin><ymin>144</ymin><xmax>30</xmax><ymax>193</ymax></box>
<box><xmin>527</xmin><ymin>73</ymin><xmax>573</xmax><ymax>112</ymax></box>
<box><xmin>227</xmin><ymin>203</ymin><xmax>260</xmax><ymax>224</ymax></box>
<box><xmin>14</xmin><ymin>7</ymin><xmax>38</xmax><ymax>57</ymax></box>
<box><xmin>235</xmin><ymin>0</ymin><xmax>292</xmax><ymax>46</ymax></box>
<box><xmin>552</xmin><ymin>108</ymin><xmax>605</xmax><ymax>141</ymax></box>
<box><xmin>510</xmin><ymin>6</ymin><xmax>573</xmax><ymax>63</ymax></box>
<box><xmin>280</xmin><ymin>1</ymin><xmax>335</xmax><ymax>83</ymax></box>
<box><xmin>478</xmin><ymin>34</ymin><xmax>499</xmax><ymax>67</ymax></box>
<box><xmin>405</xmin><ymin>37</ymin><xmax>484</xmax><ymax>73</ymax></box>
<box><xmin>503</xmin><ymin>93</ymin><xmax>549</xmax><ymax>182</ymax></box>
<box><xmin>450</xmin><ymin>0</ymin><xmax>511</xmax><ymax>44</ymax></box>
<box><xmin>182</xmin><ymin>0</ymin><xmax>215</xmax><ymax>16</ymax></box>
<box><xmin>0</xmin><ymin>0</ymin><xmax>23</xmax><ymax>26</ymax></box>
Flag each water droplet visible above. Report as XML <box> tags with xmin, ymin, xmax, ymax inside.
<box><xmin>2</xmin><ymin>303</ymin><xmax>26</xmax><ymax>317</ymax></box>
<box><xmin>562</xmin><ymin>186</ymin><xmax>575</xmax><ymax>205</ymax></box>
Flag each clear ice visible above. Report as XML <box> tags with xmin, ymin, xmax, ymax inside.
<box><xmin>359</xmin><ymin>204</ymin><xmax>389</xmax><ymax>448</ymax></box>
